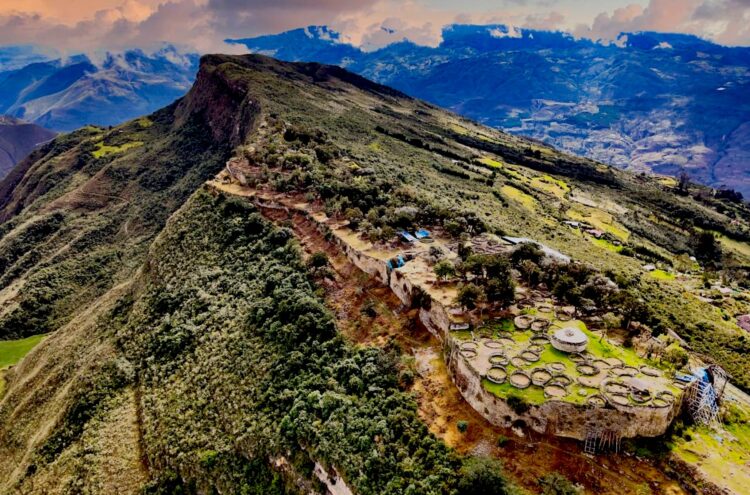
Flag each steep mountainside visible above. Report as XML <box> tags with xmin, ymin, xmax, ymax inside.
<box><xmin>229</xmin><ymin>24</ymin><xmax>750</xmax><ymax>196</ymax></box>
<box><xmin>0</xmin><ymin>116</ymin><xmax>56</xmax><ymax>177</ymax></box>
<box><xmin>0</xmin><ymin>47</ymin><xmax>198</xmax><ymax>134</ymax></box>
<box><xmin>1</xmin><ymin>54</ymin><xmax>749</xmax><ymax>494</ymax></box>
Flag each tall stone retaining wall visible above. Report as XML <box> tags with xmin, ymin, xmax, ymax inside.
<box><xmin>248</xmin><ymin>199</ymin><xmax>680</xmax><ymax>442</ymax></box>
<box><xmin>445</xmin><ymin>339</ymin><xmax>679</xmax><ymax>440</ymax></box>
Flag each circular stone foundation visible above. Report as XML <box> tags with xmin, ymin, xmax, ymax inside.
<box><xmin>604</xmin><ymin>381</ymin><xmax>629</xmax><ymax>395</ymax></box>
<box><xmin>550</xmin><ymin>327</ymin><xmax>589</xmax><ymax>353</ymax></box>
<box><xmin>630</xmin><ymin>390</ymin><xmax>651</xmax><ymax>404</ymax></box>
<box><xmin>520</xmin><ymin>351</ymin><xmax>541</xmax><ymax>362</ymax></box>
<box><xmin>569</xmin><ymin>354</ymin><xmax>585</xmax><ymax>364</ymax></box>
<box><xmin>544</xmin><ymin>384</ymin><xmax>567</xmax><ymax>398</ymax></box>
<box><xmin>556</xmin><ymin>312</ymin><xmax>573</xmax><ymax>321</ymax></box>
<box><xmin>605</xmin><ymin>357</ymin><xmax>623</xmax><ymax>367</ymax></box>
<box><xmin>652</xmin><ymin>398</ymin><xmax>670</xmax><ymax>408</ymax></box>
<box><xmin>530</xmin><ymin>335</ymin><xmax>549</xmax><ymax>345</ymax></box>
<box><xmin>460</xmin><ymin>342</ymin><xmax>478</xmax><ymax>351</ymax></box>
<box><xmin>578</xmin><ymin>375</ymin><xmax>600</xmax><ymax>388</ymax></box>
<box><xmin>587</xmin><ymin>395</ymin><xmax>607</xmax><ymax>408</ymax></box>
<box><xmin>498</xmin><ymin>336</ymin><xmax>515</xmax><ymax>346</ymax></box>
<box><xmin>612</xmin><ymin>366</ymin><xmax>637</xmax><ymax>377</ymax></box>
<box><xmin>537</xmin><ymin>303</ymin><xmax>554</xmax><ymax>313</ymax></box>
<box><xmin>484</xmin><ymin>340</ymin><xmax>504</xmax><ymax>349</ymax></box>
<box><xmin>593</xmin><ymin>359</ymin><xmax>611</xmax><ymax>370</ymax></box>
<box><xmin>514</xmin><ymin>315</ymin><xmax>534</xmax><ymax>329</ymax></box>
<box><xmin>489</xmin><ymin>353</ymin><xmax>510</xmax><ymax>366</ymax></box>
<box><xmin>509</xmin><ymin>370</ymin><xmax>532</xmax><ymax>389</ymax></box>
<box><xmin>640</xmin><ymin>366</ymin><xmax>661</xmax><ymax>377</ymax></box>
<box><xmin>531</xmin><ymin>319</ymin><xmax>550</xmax><ymax>331</ymax></box>
<box><xmin>531</xmin><ymin>368</ymin><xmax>553</xmax><ymax>386</ymax></box>
<box><xmin>577</xmin><ymin>363</ymin><xmax>599</xmax><ymax>376</ymax></box>
<box><xmin>527</xmin><ymin>344</ymin><xmax>545</xmax><ymax>354</ymax></box>
<box><xmin>607</xmin><ymin>393</ymin><xmax>629</xmax><ymax>407</ymax></box>
<box><xmin>511</xmin><ymin>356</ymin><xmax>527</xmax><ymax>367</ymax></box>
<box><xmin>547</xmin><ymin>362</ymin><xmax>566</xmax><ymax>373</ymax></box>
<box><xmin>549</xmin><ymin>374</ymin><xmax>573</xmax><ymax>387</ymax></box>
<box><xmin>486</xmin><ymin>366</ymin><xmax>508</xmax><ymax>384</ymax></box>
<box><xmin>461</xmin><ymin>349</ymin><xmax>477</xmax><ymax>359</ymax></box>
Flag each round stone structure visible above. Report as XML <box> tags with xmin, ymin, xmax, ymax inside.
<box><xmin>550</xmin><ymin>327</ymin><xmax>588</xmax><ymax>353</ymax></box>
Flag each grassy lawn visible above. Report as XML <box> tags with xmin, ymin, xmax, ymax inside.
<box><xmin>92</xmin><ymin>140</ymin><xmax>144</xmax><ymax>158</ymax></box>
<box><xmin>0</xmin><ymin>334</ymin><xmax>46</xmax><ymax>397</ymax></box>
<box><xmin>501</xmin><ymin>185</ymin><xmax>538</xmax><ymax>211</ymax></box>
<box><xmin>673</xmin><ymin>424</ymin><xmax>750</xmax><ymax>495</ymax></box>
<box><xmin>568</xmin><ymin>208</ymin><xmax>630</xmax><ymax>241</ymax></box>
<box><xmin>591</xmin><ymin>237</ymin><xmax>623</xmax><ymax>253</ymax></box>
<box><xmin>649</xmin><ymin>269</ymin><xmax>676</xmax><ymax>281</ymax></box>
<box><xmin>479</xmin><ymin>157</ymin><xmax>504</xmax><ymax>168</ymax></box>
<box><xmin>530</xmin><ymin>175</ymin><xmax>569</xmax><ymax>199</ymax></box>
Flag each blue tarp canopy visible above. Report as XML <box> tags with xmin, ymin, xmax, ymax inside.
<box><xmin>414</xmin><ymin>229</ymin><xmax>431</xmax><ymax>239</ymax></box>
<box><xmin>397</xmin><ymin>255</ymin><xmax>406</xmax><ymax>267</ymax></box>
<box><xmin>675</xmin><ymin>373</ymin><xmax>695</xmax><ymax>383</ymax></box>
<box><xmin>399</xmin><ymin>231</ymin><xmax>418</xmax><ymax>243</ymax></box>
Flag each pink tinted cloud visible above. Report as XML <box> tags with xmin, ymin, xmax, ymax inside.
<box><xmin>576</xmin><ymin>0</ymin><xmax>750</xmax><ymax>46</ymax></box>
<box><xmin>0</xmin><ymin>0</ymin><xmax>748</xmax><ymax>53</ymax></box>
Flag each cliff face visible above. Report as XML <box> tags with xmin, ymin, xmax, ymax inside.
<box><xmin>0</xmin><ymin>56</ymin><xmax>259</xmax><ymax>342</ymax></box>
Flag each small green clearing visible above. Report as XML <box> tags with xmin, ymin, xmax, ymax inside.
<box><xmin>673</xmin><ymin>424</ymin><xmax>750</xmax><ymax>495</ymax></box>
<box><xmin>92</xmin><ymin>141</ymin><xmax>144</xmax><ymax>159</ymax></box>
<box><xmin>649</xmin><ymin>269</ymin><xmax>676</xmax><ymax>281</ymax></box>
<box><xmin>479</xmin><ymin>157</ymin><xmax>504</xmax><ymax>168</ymax></box>
<box><xmin>0</xmin><ymin>334</ymin><xmax>46</xmax><ymax>397</ymax></box>
<box><xmin>0</xmin><ymin>334</ymin><xmax>45</xmax><ymax>368</ymax></box>
<box><xmin>591</xmin><ymin>237</ymin><xmax>623</xmax><ymax>253</ymax></box>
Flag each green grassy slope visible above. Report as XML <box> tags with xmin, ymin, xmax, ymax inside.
<box><xmin>0</xmin><ymin>53</ymin><xmax>749</xmax><ymax>492</ymax></box>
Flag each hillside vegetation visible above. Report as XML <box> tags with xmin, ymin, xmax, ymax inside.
<box><xmin>0</xmin><ymin>53</ymin><xmax>749</xmax><ymax>493</ymax></box>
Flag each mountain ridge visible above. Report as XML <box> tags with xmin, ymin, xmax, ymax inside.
<box><xmin>0</xmin><ymin>53</ymin><xmax>748</xmax><ymax>494</ymax></box>
<box><xmin>229</xmin><ymin>24</ymin><xmax>750</xmax><ymax>197</ymax></box>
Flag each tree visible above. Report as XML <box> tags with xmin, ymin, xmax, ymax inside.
<box><xmin>307</xmin><ymin>251</ymin><xmax>329</xmax><ymax>270</ymax></box>
<box><xmin>485</xmin><ymin>278</ymin><xmax>515</xmax><ymax>307</ymax></box>
<box><xmin>601</xmin><ymin>312</ymin><xmax>622</xmax><ymax>342</ymax></box>
<box><xmin>457</xmin><ymin>283</ymin><xmax>484</xmax><ymax>310</ymax></box>
<box><xmin>664</xmin><ymin>343</ymin><xmax>689</xmax><ymax>369</ymax></box>
<box><xmin>614</xmin><ymin>289</ymin><xmax>647</xmax><ymax>332</ymax></box>
<box><xmin>434</xmin><ymin>260</ymin><xmax>456</xmax><ymax>281</ymax></box>
<box><xmin>691</xmin><ymin>231</ymin><xmax>721</xmax><ymax>265</ymax></box>
<box><xmin>677</xmin><ymin>170</ymin><xmax>690</xmax><ymax>194</ymax></box>
<box><xmin>456</xmin><ymin>457</ymin><xmax>512</xmax><ymax>495</ymax></box>
<box><xmin>344</xmin><ymin>207</ymin><xmax>364</xmax><ymax>229</ymax></box>
<box><xmin>511</xmin><ymin>242</ymin><xmax>543</xmax><ymax>267</ymax></box>
<box><xmin>519</xmin><ymin>259</ymin><xmax>541</xmax><ymax>286</ymax></box>
<box><xmin>539</xmin><ymin>472</ymin><xmax>581</xmax><ymax>495</ymax></box>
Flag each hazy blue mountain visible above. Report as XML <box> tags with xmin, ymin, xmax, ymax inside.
<box><xmin>0</xmin><ymin>116</ymin><xmax>56</xmax><ymax>177</ymax></box>
<box><xmin>0</xmin><ymin>45</ymin><xmax>55</xmax><ymax>71</ymax></box>
<box><xmin>228</xmin><ymin>24</ymin><xmax>750</xmax><ymax>196</ymax></box>
<box><xmin>0</xmin><ymin>46</ymin><xmax>199</xmax><ymax>132</ymax></box>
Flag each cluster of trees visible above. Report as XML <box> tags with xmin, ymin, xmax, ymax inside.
<box><xmin>252</xmin><ymin>121</ymin><xmax>488</xmax><ymax>243</ymax></box>
<box><xmin>107</xmin><ymin>191</ymin><xmax>516</xmax><ymax>495</ymax></box>
<box><xmin>434</xmin><ymin>250</ymin><xmax>516</xmax><ymax>311</ymax></box>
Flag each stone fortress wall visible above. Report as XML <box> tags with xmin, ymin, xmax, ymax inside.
<box><xmin>240</xmin><ymin>188</ymin><xmax>682</xmax><ymax>442</ymax></box>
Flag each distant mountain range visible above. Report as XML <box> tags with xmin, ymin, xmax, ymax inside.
<box><xmin>228</xmin><ymin>25</ymin><xmax>750</xmax><ymax>197</ymax></box>
<box><xmin>0</xmin><ymin>116</ymin><xmax>56</xmax><ymax>177</ymax></box>
<box><xmin>0</xmin><ymin>46</ymin><xmax>199</xmax><ymax>133</ymax></box>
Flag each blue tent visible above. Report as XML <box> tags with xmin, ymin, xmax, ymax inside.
<box><xmin>414</xmin><ymin>229</ymin><xmax>431</xmax><ymax>239</ymax></box>
<box><xmin>399</xmin><ymin>231</ymin><xmax>418</xmax><ymax>243</ymax></box>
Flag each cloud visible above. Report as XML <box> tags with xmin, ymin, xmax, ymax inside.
<box><xmin>0</xmin><ymin>0</ymin><xmax>748</xmax><ymax>55</ymax></box>
<box><xmin>576</xmin><ymin>0</ymin><xmax>750</xmax><ymax>46</ymax></box>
